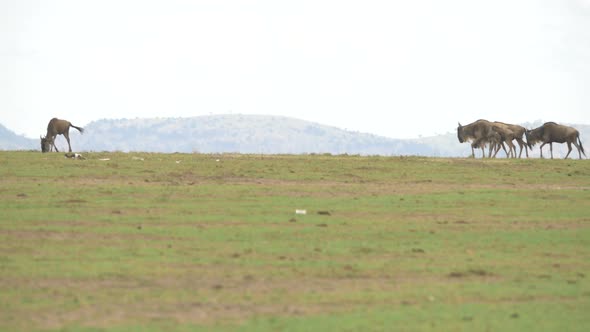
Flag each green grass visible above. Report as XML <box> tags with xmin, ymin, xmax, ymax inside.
<box><xmin>1</xmin><ymin>151</ymin><xmax>589</xmax><ymax>331</ymax></box>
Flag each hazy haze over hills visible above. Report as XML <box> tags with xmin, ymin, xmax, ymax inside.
<box><xmin>1</xmin><ymin>115</ymin><xmax>588</xmax><ymax>158</ymax></box>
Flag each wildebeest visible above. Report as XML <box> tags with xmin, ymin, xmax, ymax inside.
<box><xmin>458</xmin><ymin>120</ymin><xmax>493</xmax><ymax>158</ymax></box>
<box><xmin>457</xmin><ymin>119</ymin><xmax>511</xmax><ymax>158</ymax></box>
<box><xmin>40</xmin><ymin>118</ymin><xmax>84</xmax><ymax>153</ymax></box>
<box><xmin>493</xmin><ymin>121</ymin><xmax>528</xmax><ymax>158</ymax></box>
<box><xmin>525</xmin><ymin>122</ymin><xmax>586</xmax><ymax>159</ymax></box>
<box><xmin>486</xmin><ymin>123</ymin><xmax>516</xmax><ymax>158</ymax></box>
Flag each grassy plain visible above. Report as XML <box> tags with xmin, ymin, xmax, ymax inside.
<box><xmin>1</xmin><ymin>151</ymin><xmax>589</xmax><ymax>331</ymax></box>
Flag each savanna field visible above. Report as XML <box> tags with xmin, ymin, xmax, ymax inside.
<box><xmin>1</xmin><ymin>151</ymin><xmax>589</xmax><ymax>331</ymax></box>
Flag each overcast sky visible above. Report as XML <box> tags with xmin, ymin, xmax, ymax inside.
<box><xmin>1</xmin><ymin>0</ymin><xmax>589</xmax><ymax>139</ymax></box>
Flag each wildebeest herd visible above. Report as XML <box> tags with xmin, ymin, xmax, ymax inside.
<box><xmin>39</xmin><ymin>117</ymin><xmax>585</xmax><ymax>159</ymax></box>
<box><xmin>457</xmin><ymin>120</ymin><xmax>586</xmax><ymax>159</ymax></box>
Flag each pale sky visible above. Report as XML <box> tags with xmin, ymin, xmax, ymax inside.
<box><xmin>1</xmin><ymin>0</ymin><xmax>589</xmax><ymax>139</ymax></box>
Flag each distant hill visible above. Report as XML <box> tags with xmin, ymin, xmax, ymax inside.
<box><xmin>0</xmin><ymin>124</ymin><xmax>37</xmax><ymax>150</ymax></box>
<box><xmin>72</xmin><ymin>115</ymin><xmax>431</xmax><ymax>155</ymax></box>
<box><xmin>1</xmin><ymin>116</ymin><xmax>589</xmax><ymax>157</ymax></box>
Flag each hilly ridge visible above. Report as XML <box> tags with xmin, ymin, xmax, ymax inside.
<box><xmin>85</xmin><ymin>115</ymin><xmax>448</xmax><ymax>155</ymax></box>
<box><xmin>0</xmin><ymin>124</ymin><xmax>37</xmax><ymax>151</ymax></box>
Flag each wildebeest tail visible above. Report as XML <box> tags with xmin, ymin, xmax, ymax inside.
<box><xmin>71</xmin><ymin>124</ymin><xmax>84</xmax><ymax>134</ymax></box>
<box><xmin>578</xmin><ymin>135</ymin><xmax>586</xmax><ymax>157</ymax></box>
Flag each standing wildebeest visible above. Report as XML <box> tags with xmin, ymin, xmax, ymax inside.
<box><xmin>525</xmin><ymin>122</ymin><xmax>586</xmax><ymax>159</ymax></box>
<box><xmin>40</xmin><ymin>118</ymin><xmax>84</xmax><ymax>153</ymax></box>
<box><xmin>493</xmin><ymin>121</ymin><xmax>528</xmax><ymax>158</ymax></box>
<box><xmin>490</xmin><ymin>123</ymin><xmax>522</xmax><ymax>158</ymax></box>
<box><xmin>457</xmin><ymin>119</ymin><xmax>509</xmax><ymax>158</ymax></box>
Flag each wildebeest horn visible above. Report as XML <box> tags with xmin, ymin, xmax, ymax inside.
<box><xmin>458</xmin><ymin>122</ymin><xmax>462</xmax><ymax>127</ymax></box>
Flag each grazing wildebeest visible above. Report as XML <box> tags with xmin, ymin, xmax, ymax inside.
<box><xmin>525</xmin><ymin>122</ymin><xmax>586</xmax><ymax>159</ymax></box>
<box><xmin>493</xmin><ymin>121</ymin><xmax>528</xmax><ymax>158</ymax></box>
<box><xmin>40</xmin><ymin>118</ymin><xmax>84</xmax><ymax>153</ymax></box>
<box><xmin>457</xmin><ymin>119</ymin><xmax>505</xmax><ymax>158</ymax></box>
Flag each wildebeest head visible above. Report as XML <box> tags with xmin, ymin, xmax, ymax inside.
<box><xmin>457</xmin><ymin>122</ymin><xmax>465</xmax><ymax>143</ymax></box>
<box><xmin>40</xmin><ymin>136</ymin><xmax>51</xmax><ymax>153</ymax></box>
<box><xmin>39</xmin><ymin>136</ymin><xmax>53</xmax><ymax>152</ymax></box>
<box><xmin>525</xmin><ymin>128</ymin><xmax>542</xmax><ymax>150</ymax></box>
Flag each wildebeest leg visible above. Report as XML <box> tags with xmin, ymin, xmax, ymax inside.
<box><xmin>488</xmin><ymin>143</ymin><xmax>497</xmax><ymax>158</ymax></box>
<box><xmin>539</xmin><ymin>142</ymin><xmax>546</xmax><ymax>159</ymax></box>
<box><xmin>506</xmin><ymin>140</ymin><xmax>516</xmax><ymax>158</ymax></box>
<box><xmin>564</xmin><ymin>142</ymin><xmax>573</xmax><ymax>159</ymax></box>
<box><xmin>550</xmin><ymin>143</ymin><xmax>554</xmax><ymax>159</ymax></box>
<box><xmin>64</xmin><ymin>131</ymin><xmax>72</xmax><ymax>152</ymax></box>
<box><xmin>491</xmin><ymin>142</ymin><xmax>498</xmax><ymax>157</ymax></box>
<box><xmin>50</xmin><ymin>136</ymin><xmax>59</xmax><ymax>152</ymax></box>
<box><xmin>495</xmin><ymin>142</ymin><xmax>508</xmax><ymax>158</ymax></box>
<box><xmin>522</xmin><ymin>140</ymin><xmax>529</xmax><ymax>158</ymax></box>
<box><xmin>503</xmin><ymin>142</ymin><xmax>511</xmax><ymax>158</ymax></box>
<box><xmin>491</xmin><ymin>143</ymin><xmax>499</xmax><ymax>158</ymax></box>
<box><xmin>572</xmin><ymin>140</ymin><xmax>582</xmax><ymax>159</ymax></box>
<box><xmin>517</xmin><ymin>139</ymin><xmax>527</xmax><ymax>158</ymax></box>
<box><xmin>514</xmin><ymin>141</ymin><xmax>519</xmax><ymax>157</ymax></box>
<box><xmin>489</xmin><ymin>142</ymin><xmax>498</xmax><ymax>158</ymax></box>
